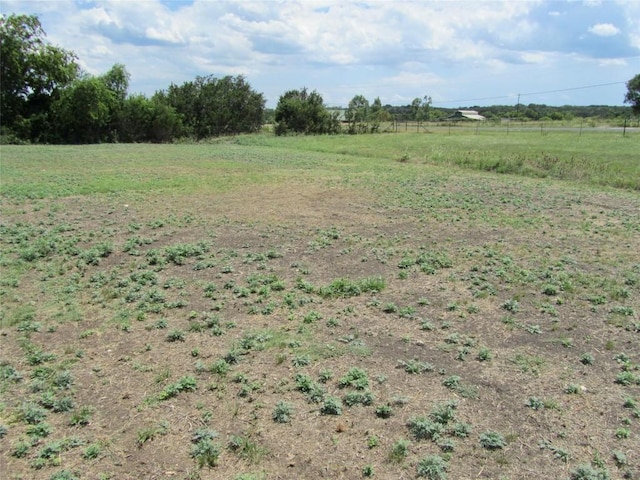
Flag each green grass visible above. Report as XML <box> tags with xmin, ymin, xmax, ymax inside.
<box><xmin>1</xmin><ymin>130</ymin><xmax>638</xmax><ymax>201</ymax></box>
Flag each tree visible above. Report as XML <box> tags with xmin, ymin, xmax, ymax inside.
<box><xmin>53</xmin><ymin>76</ymin><xmax>116</xmax><ymax>143</ymax></box>
<box><xmin>156</xmin><ymin>75</ymin><xmax>264</xmax><ymax>139</ymax></box>
<box><xmin>410</xmin><ymin>95</ymin><xmax>432</xmax><ymax>122</ymax></box>
<box><xmin>345</xmin><ymin>95</ymin><xmax>370</xmax><ymax>134</ymax></box>
<box><xmin>0</xmin><ymin>14</ymin><xmax>79</xmax><ymax>139</ymax></box>
<box><xmin>274</xmin><ymin>88</ymin><xmax>339</xmax><ymax>135</ymax></box>
<box><xmin>53</xmin><ymin>64</ymin><xmax>131</xmax><ymax>143</ymax></box>
<box><xmin>624</xmin><ymin>74</ymin><xmax>640</xmax><ymax>116</ymax></box>
<box><xmin>370</xmin><ymin>97</ymin><xmax>391</xmax><ymax>123</ymax></box>
<box><xmin>115</xmin><ymin>94</ymin><xmax>183</xmax><ymax>143</ymax></box>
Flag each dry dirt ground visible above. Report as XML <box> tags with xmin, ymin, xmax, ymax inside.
<box><xmin>1</xmin><ymin>176</ymin><xmax>639</xmax><ymax>480</ymax></box>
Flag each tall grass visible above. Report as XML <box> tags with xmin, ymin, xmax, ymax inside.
<box><xmin>235</xmin><ymin>129</ymin><xmax>639</xmax><ymax>190</ymax></box>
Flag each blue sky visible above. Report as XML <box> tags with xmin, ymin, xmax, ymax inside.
<box><xmin>2</xmin><ymin>0</ymin><xmax>639</xmax><ymax>108</ymax></box>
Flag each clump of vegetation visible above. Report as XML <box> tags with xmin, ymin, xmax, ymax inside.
<box><xmin>272</xmin><ymin>401</ymin><xmax>294</xmax><ymax>423</ymax></box>
<box><xmin>568</xmin><ymin>464</ymin><xmax>610</xmax><ymax>480</ymax></box>
<box><xmin>416</xmin><ymin>455</ymin><xmax>448</xmax><ymax>479</ymax></box>
<box><xmin>320</xmin><ymin>396</ymin><xmax>342</xmax><ymax>415</ymax></box>
<box><xmin>317</xmin><ymin>276</ymin><xmax>386</xmax><ymax>298</ymax></box>
<box><xmin>338</xmin><ymin>367</ymin><xmax>369</xmax><ymax>390</ymax></box>
<box><xmin>479</xmin><ymin>431</ymin><xmax>507</xmax><ymax>450</ymax></box>
<box><xmin>388</xmin><ymin>439</ymin><xmax>410</xmax><ymax>463</ymax></box>
<box><xmin>191</xmin><ymin>429</ymin><xmax>221</xmax><ymax>468</ymax></box>
<box><xmin>158</xmin><ymin>376</ymin><xmax>197</xmax><ymax>401</ymax></box>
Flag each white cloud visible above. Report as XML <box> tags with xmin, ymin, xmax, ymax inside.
<box><xmin>2</xmin><ymin>0</ymin><xmax>637</xmax><ymax>106</ymax></box>
<box><xmin>597</xmin><ymin>58</ymin><xmax>627</xmax><ymax>67</ymax></box>
<box><xmin>588</xmin><ymin>23</ymin><xmax>620</xmax><ymax>36</ymax></box>
<box><xmin>520</xmin><ymin>51</ymin><xmax>547</xmax><ymax>64</ymax></box>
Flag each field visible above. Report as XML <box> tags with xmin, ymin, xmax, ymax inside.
<box><xmin>1</xmin><ymin>128</ymin><xmax>639</xmax><ymax>480</ymax></box>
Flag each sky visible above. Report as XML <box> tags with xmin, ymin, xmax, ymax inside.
<box><xmin>2</xmin><ymin>0</ymin><xmax>639</xmax><ymax>108</ymax></box>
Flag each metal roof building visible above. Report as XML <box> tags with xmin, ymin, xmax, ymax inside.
<box><xmin>447</xmin><ymin>110</ymin><xmax>486</xmax><ymax>121</ymax></box>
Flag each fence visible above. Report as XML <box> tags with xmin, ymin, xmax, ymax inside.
<box><xmin>375</xmin><ymin>118</ymin><xmax>639</xmax><ymax>138</ymax></box>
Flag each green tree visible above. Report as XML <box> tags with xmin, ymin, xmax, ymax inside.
<box><xmin>116</xmin><ymin>94</ymin><xmax>183</xmax><ymax>143</ymax></box>
<box><xmin>157</xmin><ymin>75</ymin><xmax>264</xmax><ymax>139</ymax></box>
<box><xmin>53</xmin><ymin>75</ymin><xmax>116</xmax><ymax>143</ymax></box>
<box><xmin>370</xmin><ymin>96</ymin><xmax>392</xmax><ymax>124</ymax></box>
<box><xmin>0</xmin><ymin>14</ymin><xmax>79</xmax><ymax>140</ymax></box>
<box><xmin>52</xmin><ymin>64</ymin><xmax>132</xmax><ymax>143</ymax></box>
<box><xmin>345</xmin><ymin>94</ymin><xmax>370</xmax><ymax>134</ymax></box>
<box><xmin>624</xmin><ymin>74</ymin><xmax>640</xmax><ymax>116</ymax></box>
<box><xmin>274</xmin><ymin>88</ymin><xmax>340</xmax><ymax>135</ymax></box>
<box><xmin>410</xmin><ymin>95</ymin><xmax>432</xmax><ymax>122</ymax></box>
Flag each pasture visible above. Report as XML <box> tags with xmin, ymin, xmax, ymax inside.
<box><xmin>1</xmin><ymin>129</ymin><xmax>639</xmax><ymax>480</ymax></box>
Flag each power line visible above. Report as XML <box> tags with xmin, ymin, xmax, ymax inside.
<box><xmin>432</xmin><ymin>81</ymin><xmax>626</xmax><ymax>106</ymax></box>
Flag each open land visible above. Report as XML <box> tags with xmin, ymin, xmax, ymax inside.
<box><xmin>1</xmin><ymin>128</ymin><xmax>639</xmax><ymax>480</ymax></box>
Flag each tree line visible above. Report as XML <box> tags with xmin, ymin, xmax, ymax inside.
<box><xmin>2</xmin><ymin>14</ymin><xmax>638</xmax><ymax>144</ymax></box>
<box><xmin>1</xmin><ymin>14</ymin><xmax>264</xmax><ymax>144</ymax></box>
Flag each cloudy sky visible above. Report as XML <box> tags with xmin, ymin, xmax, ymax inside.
<box><xmin>2</xmin><ymin>0</ymin><xmax>639</xmax><ymax>108</ymax></box>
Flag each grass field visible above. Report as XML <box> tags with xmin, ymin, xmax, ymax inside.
<box><xmin>1</xmin><ymin>130</ymin><xmax>639</xmax><ymax>480</ymax></box>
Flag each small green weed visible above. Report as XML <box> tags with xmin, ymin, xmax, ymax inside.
<box><xmin>272</xmin><ymin>401</ymin><xmax>294</xmax><ymax>423</ymax></box>
<box><xmin>320</xmin><ymin>396</ymin><xmax>342</xmax><ymax>415</ymax></box>
<box><xmin>388</xmin><ymin>439</ymin><xmax>410</xmax><ymax>463</ymax></box>
<box><xmin>158</xmin><ymin>376</ymin><xmax>197</xmax><ymax>400</ymax></box>
<box><xmin>69</xmin><ymin>406</ymin><xmax>93</xmax><ymax>426</ymax></box>
<box><xmin>338</xmin><ymin>367</ymin><xmax>369</xmax><ymax>390</ymax></box>
<box><xmin>479</xmin><ymin>430</ymin><xmax>506</xmax><ymax>450</ymax></box>
<box><xmin>569</xmin><ymin>464</ymin><xmax>610</xmax><ymax>480</ymax></box>
<box><xmin>416</xmin><ymin>455</ymin><xmax>448</xmax><ymax>479</ymax></box>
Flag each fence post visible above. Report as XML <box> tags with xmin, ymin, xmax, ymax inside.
<box><xmin>623</xmin><ymin>118</ymin><xmax>627</xmax><ymax>138</ymax></box>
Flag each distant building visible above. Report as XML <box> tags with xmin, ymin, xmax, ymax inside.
<box><xmin>447</xmin><ymin>110</ymin><xmax>486</xmax><ymax>121</ymax></box>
